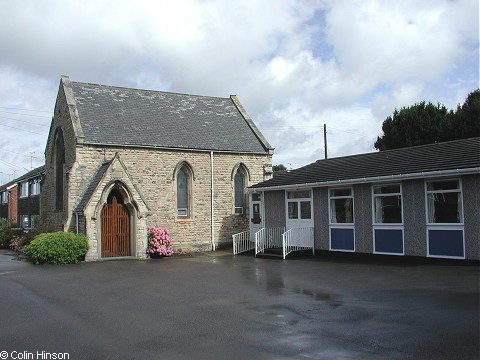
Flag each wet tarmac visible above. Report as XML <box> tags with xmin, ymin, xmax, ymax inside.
<box><xmin>0</xmin><ymin>249</ymin><xmax>478</xmax><ymax>359</ymax></box>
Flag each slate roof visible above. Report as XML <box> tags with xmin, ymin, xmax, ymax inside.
<box><xmin>251</xmin><ymin>138</ymin><xmax>480</xmax><ymax>190</ymax></box>
<box><xmin>0</xmin><ymin>165</ymin><xmax>45</xmax><ymax>191</ymax></box>
<box><xmin>73</xmin><ymin>161</ymin><xmax>111</xmax><ymax>213</ymax></box>
<box><xmin>69</xmin><ymin>80</ymin><xmax>272</xmax><ymax>154</ymax></box>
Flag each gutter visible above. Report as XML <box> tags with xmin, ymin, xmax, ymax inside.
<box><xmin>75</xmin><ymin>213</ymin><xmax>79</xmax><ymax>234</ymax></box>
<box><xmin>249</xmin><ymin>167</ymin><xmax>480</xmax><ymax>192</ymax></box>
<box><xmin>82</xmin><ymin>141</ymin><xmax>270</xmax><ymax>156</ymax></box>
<box><xmin>210</xmin><ymin>151</ymin><xmax>215</xmax><ymax>251</ymax></box>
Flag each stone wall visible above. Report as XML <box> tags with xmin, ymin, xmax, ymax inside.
<box><xmin>69</xmin><ymin>145</ymin><xmax>271</xmax><ymax>253</ymax></box>
<box><xmin>41</xmin><ymin>80</ymin><xmax>80</xmax><ymax>231</ymax></box>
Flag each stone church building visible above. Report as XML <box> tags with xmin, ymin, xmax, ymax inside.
<box><xmin>41</xmin><ymin>76</ymin><xmax>273</xmax><ymax>261</ymax></box>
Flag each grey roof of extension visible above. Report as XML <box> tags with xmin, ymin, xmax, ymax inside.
<box><xmin>69</xmin><ymin>80</ymin><xmax>272</xmax><ymax>154</ymax></box>
<box><xmin>73</xmin><ymin>161</ymin><xmax>111</xmax><ymax>213</ymax></box>
<box><xmin>251</xmin><ymin>137</ymin><xmax>480</xmax><ymax>190</ymax></box>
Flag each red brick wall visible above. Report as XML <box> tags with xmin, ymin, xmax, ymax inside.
<box><xmin>8</xmin><ymin>186</ymin><xmax>17</xmax><ymax>226</ymax></box>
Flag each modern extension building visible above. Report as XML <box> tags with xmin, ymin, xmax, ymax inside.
<box><xmin>235</xmin><ymin>138</ymin><xmax>480</xmax><ymax>260</ymax></box>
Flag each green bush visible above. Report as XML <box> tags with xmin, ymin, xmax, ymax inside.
<box><xmin>0</xmin><ymin>219</ymin><xmax>22</xmax><ymax>249</ymax></box>
<box><xmin>26</xmin><ymin>232</ymin><xmax>89</xmax><ymax>264</ymax></box>
<box><xmin>10</xmin><ymin>217</ymin><xmax>55</xmax><ymax>253</ymax></box>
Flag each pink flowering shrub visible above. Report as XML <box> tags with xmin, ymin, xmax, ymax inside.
<box><xmin>146</xmin><ymin>226</ymin><xmax>173</xmax><ymax>257</ymax></box>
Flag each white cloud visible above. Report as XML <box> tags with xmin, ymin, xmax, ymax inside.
<box><xmin>0</xmin><ymin>0</ymin><xmax>477</xmax><ymax>178</ymax></box>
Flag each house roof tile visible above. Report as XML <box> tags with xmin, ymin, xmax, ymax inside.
<box><xmin>0</xmin><ymin>165</ymin><xmax>45</xmax><ymax>191</ymax></box>
<box><xmin>69</xmin><ymin>80</ymin><xmax>272</xmax><ymax>154</ymax></box>
<box><xmin>251</xmin><ymin>137</ymin><xmax>480</xmax><ymax>190</ymax></box>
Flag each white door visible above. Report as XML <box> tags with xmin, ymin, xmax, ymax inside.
<box><xmin>285</xmin><ymin>190</ymin><xmax>314</xmax><ymax>229</ymax></box>
<box><xmin>249</xmin><ymin>193</ymin><xmax>263</xmax><ymax>240</ymax></box>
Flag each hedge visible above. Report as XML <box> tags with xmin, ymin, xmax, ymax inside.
<box><xmin>26</xmin><ymin>232</ymin><xmax>89</xmax><ymax>264</ymax></box>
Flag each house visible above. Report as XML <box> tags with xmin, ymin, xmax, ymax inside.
<box><xmin>236</xmin><ymin>138</ymin><xmax>480</xmax><ymax>260</ymax></box>
<box><xmin>0</xmin><ymin>183</ymin><xmax>17</xmax><ymax>226</ymax></box>
<box><xmin>41</xmin><ymin>76</ymin><xmax>273</xmax><ymax>261</ymax></box>
<box><xmin>0</xmin><ymin>165</ymin><xmax>45</xmax><ymax>228</ymax></box>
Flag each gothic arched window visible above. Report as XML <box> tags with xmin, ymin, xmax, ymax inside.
<box><xmin>54</xmin><ymin>128</ymin><xmax>65</xmax><ymax>210</ymax></box>
<box><xmin>234</xmin><ymin>166</ymin><xmax>247</xmax><ymax>215</ymax></box>
<box><xmin>176</xmin><ymin>164</ymin><xmax>192</xmax><ymax>218</ymax></box>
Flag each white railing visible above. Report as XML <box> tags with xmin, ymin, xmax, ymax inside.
<box><xmin>232</xmin><ymin>231</ymin><xmax>253</xmax><ymax>255</ymax></box>
<box><xmin>255</xmin><ymin>227</ymin><xmax>285</xmax><ymax>257</ymax></box>
<box><xmin>282</xmin><ymin>227</ymin><xmax>315</xmax><ymax>259</ymax></box>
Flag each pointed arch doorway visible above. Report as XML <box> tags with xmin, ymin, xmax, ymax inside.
<box><xmin>101</xmin><ymin>188</ymin><xmax>131</xmax><ymax>257</ymax></box>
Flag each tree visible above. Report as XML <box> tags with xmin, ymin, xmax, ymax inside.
<box><xmin>374</xmin><ymin>89</ymin><xmax>479</xmax><ymax>151</ymax></box>
<box><xmin>272</xmin><ymin>164</ymin><xmax>287</xmax><ymax>172</ymax></box>
<box><xmin>451</xmin><ymin>89</ymin><xmax>480</xmax><ymax>140</ymax></box>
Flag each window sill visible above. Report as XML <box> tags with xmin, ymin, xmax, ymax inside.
<box><xmin>176</xmin><ymin>219</ymin><xmax>193</xmax><ymax>223</ymax></box>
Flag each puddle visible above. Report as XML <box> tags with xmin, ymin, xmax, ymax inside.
<box><xmin>292</xmin><ymin>288</ymin><xmax>343</xmax><ymax>307</ymax></box>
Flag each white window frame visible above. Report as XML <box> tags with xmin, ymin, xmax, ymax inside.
<box><xmin>425</xmin><ymin>178</ymin><xmax>465</xmax><ymax>259</ymax></box>
<box><xmin>329</xmin><ymin>187</ymin><xmax>354</xmax><ymax>225</ymax></box>
<box><xmin>19</xmin><ymin>181</ymin><xmax>29</xmax><ymax>198</ymax></box>
<box><xmin>285</xmin><ymin>190</ymin><xmax>313</xmax><ymax>229</ymax></box>
<box><xmin>328</xmin><ymin>187</ymin><xmax>355</xmax><ymax>252</ymax></box>
<box><xmin>425</xmin><ymin>179</ymin><xmax>463</xmax><ymax>225</ymax></box>
<box><xmin>20</xmin><ymin>215</ymin><xmax>29</xmax><ymax>229</ymax></box>
<box><xmin>0</xmin><ymin>191</ymin><xmax>7</xmax><ymax>204</ymax></box>
<box><xmin>372</xmin><ymin>183</ymin><xmax>404</xmax><ymax>256</ymax></box>
<box><xmin>30</xmin><ymin>179</ymin><xmax>40</xmax><ymax>196</ymax></box>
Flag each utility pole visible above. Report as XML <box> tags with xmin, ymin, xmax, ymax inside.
<box><xmin>30</xmin><ymin>152</ymin><xmax>35</xmax><ymax>169</ymax></box>
<box><xmin>323</xmin><ymin>124</ymin><xmax>328</xmax><ymax>159</ymax></box>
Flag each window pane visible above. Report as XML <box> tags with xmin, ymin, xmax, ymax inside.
<box><xmin>374</xmin><ymin>195</ymin><xmax>402</xmax><ymax>223</ymax></box>
<box><xmin>21</xmin><ymin>215</ymin><xmax>29</xmax><ymax>228</ymax></box>
<box><xmin>234</xmin><ymin>171</ymin><xmax>244</xmax><ymax>212</ymax></box>
<box><xmin>55</xmin><ymin>129</ymin><xmax>65</xmax><ymax>210</ymax></box>
<box><xmin>330</xmin><ymin>198</ymin><xmax>353</xmax><ymax>223</ymax></box>
<box><xmin>427</xmin><ymin>180</ymin><xmax>459</xmax><ymax>191</ymax></box>
<box><xmin>330</xmin><ymin>188</ymin><xmax>351</xmax><ymax>197</ymax></box>
<box><xmin>30</xmin><ymin>180</ymin><xmax>40</xmax><ymax>196</ymax></box>
<box><xmin>20</xmin><ymin>182</ymin><xmax>28</xmax><ymax>197</ymax></box>
<box><xmin>287</xmin><ymin>190</ymin><xmax>310</xmax><ymax>199</ymax></box>
<box><xmin>288</xmin><ymin>202</ymin><xmax>298</xmax><ymax>219</ymax></box>
<box><xmin>251</xmin><ymin>193</ymin><xmax>261</xmax><ymax>201</ymax></box>
<box><xmin>427</xmin><ymin>192</ymin><xmax>461</xmax><ymax>223</ymax></box>
<box><xmin>300</xmin><ymin>201</ymin><xmax>311</xmax><ymax>219</ymax></box>
<box><xmin>177</xmin><ymin>168</ymin><xmax>188</xmax><ymax>216</ymax></box>
<box><xmin>374</xmin><ymin>184</ymin><xmax>400</xmax><ymax>194</ymax></box>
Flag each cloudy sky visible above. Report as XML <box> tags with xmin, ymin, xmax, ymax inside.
<box><xmin>0</xmin><ymin>0</ymin><xmax>478</xmax><ymax>184</ymax></box>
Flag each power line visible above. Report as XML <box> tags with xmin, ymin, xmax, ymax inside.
<box><xmin>0</xmin><ymin>158</ymin><xmax>28</xmax><ymax>172</ymax></box>
<box><xmin>0</xmin><ymin>147</ymin><xmax>43</xmax><ymax>160</ymax></box>
<box><xmin>0</xmin><ymin>106</ymin><xmax>51</xmax><ymax>113</ymax></box>
<box><xmin>328</xmin><ymin>126</ymin><xmax>366</xmax><ymax>136</ymax></box>
<box><xmin>0</xmin><ymin>123</ymin><xmax>47</xmax><ymax>135</ymax></box>
<box><xmin>0</xmin><ymin>110</ymin><xmax>51</xmax><ymax>118</ymax></box>
<box><xmin>0</xmin><ymin>115</ymin><xmax>50</xmax><ymax>127</ymax></box>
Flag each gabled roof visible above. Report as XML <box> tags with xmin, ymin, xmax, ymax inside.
<box><xmin>251</xmin><ymin>137</ymin><xmax>480</xmax><ymax>190</ymax></box>
<box><xmin>61</xmin><ymin>76</ymin><xmax>273</xmax><ymax>154</ymax></box>
<box><xmin>0</xmin><ymin>165</ymin><xmax>45</xmax><ymax>191</ymax></box>
<box><xmin>73</xmin><ymin>161</ymin><xmax>111</xmax><ymax>213</ymax></box>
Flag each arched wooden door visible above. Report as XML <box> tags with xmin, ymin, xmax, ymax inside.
<box><xmin>101</xmin><ymin>189</ymin><xmax>130</xmax><ymax>257</ymax></box>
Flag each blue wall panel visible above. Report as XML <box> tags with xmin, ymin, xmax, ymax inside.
<box><xmin>428</xmin><ymin>229</ymin><xmax>464</xmax><ymax>258</ymax></box>
<box><xmin>331</xmin><ymin>228</ymin><xmax>354</xmax><ymax>251</ymax></box>
<box><xmin>375</xmin><ymin>229</ymin><xmax>403</xmax><ymax>254</ymax></box>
